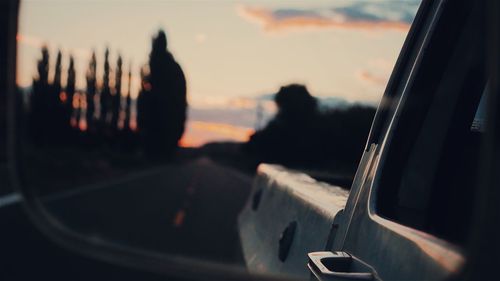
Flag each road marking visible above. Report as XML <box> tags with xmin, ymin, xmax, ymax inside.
<box><xmin>172</xmin><ymin>209</ymin><xmax>186</xmax><ymax>227</ymax></box>
<box><xmin>170</xmin><ymin>168</ymin><xmax>201</xmax><ymax>228</ymax></box>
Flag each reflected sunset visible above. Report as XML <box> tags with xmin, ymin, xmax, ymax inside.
<box><xmin>17</xmin><ymin>0</ymin><xmax>419</xmax><ymax>146</ymax></box>
<box><xmin>180</xmin><ymin>121</ymin><xmax>254</xmax><ymax>148</ymax></box>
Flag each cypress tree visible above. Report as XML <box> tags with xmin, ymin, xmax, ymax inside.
<box><xmin>53</xmin><ymin>50</ymin><xmax>62</xmax><ymax>93</ymax></box>
<box><xmin>139</xmin><ymin>30</ymin><xmax>187</xmax><ymax>158</ymax></box>
<box><xmin>100</xmin><ymin>47</ymin><xmax>112</xmax><ymax>124</ymax></box>
<box><xmin>124</xmin><ymin>63</ymin><xmax>132</xmax><ymax>131</ymax></box>
<box><xmin>86</xmin><ymin>51</ymin><xmax>97</xmax><ymax>130</ymax></box>
<box><xmin>65</xmin><ymin>55</ymin><xmax>76</xmax><ymax>137</ymax></box>
<box><xmin>37</xmin><ymin>46</ymin><xmax>50</xmax><ymax>86</ymax></box>
<box><xmin>30</xmin><ymin>46</ymin><xmax>51</xmax><ymax>144</ymax></box>
<box><xmin>66</xmin><ymin>55</ymin><xmax>76</xmax><ymax>109</ymax></box>
<box><xmin>112</xmin><ymin>54</ymin><xmax>122</xmax><ymax>130</ymax></box>
<box><xmin>50</xmin><ymin>50</ymin><xmax>65</xmax><ymax>143</ymax></box>
<box><xmin>137</xmin><ymin>65</ymin><xmax>150</xmax><ymax>134</ymax></box>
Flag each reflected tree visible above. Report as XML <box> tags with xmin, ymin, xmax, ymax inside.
<box><xmin>138</xmin><ymin>30</ymin><xmax>187</xmax><ymax>158</ymax></box>
<box><xmin>100</xmin><ymin>48</ymin><xmax>112</xmax><ymax>126</ymax></box>
<box><xmin>64</xmin><ymin>55</ymin><xmax>76</xmax><ymax>139</ymax></box>
<box><xmin>112</xmin><ymin>55</ymin><xmax>122</xmax><ymax>132</ymax></box>
<box><xmin>66</xmin><ymin>55</ymin><xmax>76</xmax><ymax>113</ymax></box>
<box><xmin>245</xmin><ymin>84</ymin><xmax>375</xmax><ymax>175</ymax></box>
<box><xmin>86</xmin><ymin>51</ymin><xmax>97</xmax><ymax>131</ymax></box>
<box><xmin>37</xmin><ymin>46</ymin><xmax>50</xmax><ymax>85</ymax></box>
<box><xmin>53</xmin><ymin>50</ymin><xmax>62</xmax><ymax>94</ymax></box>
<box><xmin>124</xmin><ymin>64</ymin><xmax>132</xmax><ymax>131</ymax></box>
<box><xmin>50</xmin><ymin>50</ymin><xmax>68</xmax><ymax>144</ymax></box>
<box><xmin>29</xmin><ymin>46</ymin><xmax>51</xmax><ymax>144</ymax></box>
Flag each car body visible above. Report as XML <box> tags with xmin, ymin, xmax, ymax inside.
<box><xmin>238</xmin><ymin>0</ymin><xmax>498</xmax><ymax>280</ymax></box>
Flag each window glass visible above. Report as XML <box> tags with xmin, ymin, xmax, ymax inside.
<box><xmin>376</xmin><ymin>4</ymin><xmax>485</xmax><ymax>245</ymax></box>
<box><xmin>471</xmin><ymin>90</ymin><xmax>487</xmax><ymax>132</ymax></box>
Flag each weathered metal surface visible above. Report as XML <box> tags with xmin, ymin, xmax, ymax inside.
<box><xmin>238</xmin><ymin>164</ymin><xmax>348</xmax><ymax>278</ymax></box>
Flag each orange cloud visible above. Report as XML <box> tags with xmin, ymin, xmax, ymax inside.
<box><xmin>357</xmin><ymin>70</ymin><xmax>389</xmax><ymax>86</ymax></box>
<box><xmin>238</xmin><ymin>6</ymin><xmax>411</xmax><ymax>33</ymax></box>
<box><xmin>179</xmin><ymin>120</ymin><xmax>254</xmax><ymax>147</ymax></box>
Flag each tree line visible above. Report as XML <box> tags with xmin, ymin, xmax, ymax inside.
<box><xmin>27</xmin><ymin>30</ymin><xmax>187</xmax><ymax>157</ymax></box>
<box><xmin>24</xmin><ymin>29</ymin><xmax>373</xmax><ymax>170</ymax></box>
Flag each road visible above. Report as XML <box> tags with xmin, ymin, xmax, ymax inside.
<box><xmin>39</xmin><ymin>157</ymin><xmax>254</xmax><ymax>264</ymax></box>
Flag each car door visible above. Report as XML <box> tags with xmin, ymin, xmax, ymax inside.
<box><xmin>309</xmin><ymin>0</ymin><xmax>489</xmax><ymax>280</ymax></box>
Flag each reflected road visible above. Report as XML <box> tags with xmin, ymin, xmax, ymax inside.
<box><xmin>41</xmin><ymin>157</ymin><xmax>253</xmax><ymax>264</ymax></box>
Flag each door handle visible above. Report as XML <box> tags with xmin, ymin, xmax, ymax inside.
<box><xmin>308</xmin><ymin>251</ymin><xmax>380</xmax><ymax>281</ymax></box>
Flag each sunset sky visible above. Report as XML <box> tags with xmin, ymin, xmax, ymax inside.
<box><xmin>17</xmin><ymin>0</ymin><xmax>421</xmax><ymax>146</ymax></box>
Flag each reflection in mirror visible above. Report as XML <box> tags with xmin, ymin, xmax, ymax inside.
<box><xmin>15</xmin><ymin>0</ymin><xmax>419</xmax><ymax>278</ymax></box>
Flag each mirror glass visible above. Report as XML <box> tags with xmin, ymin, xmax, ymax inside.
<box><xmin>15</xmin><ymin>0</ymin><xmax>420</xmax><ymax>276</ymax></box>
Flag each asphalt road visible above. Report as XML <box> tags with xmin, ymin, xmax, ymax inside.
<box><xmin>40</xmin><ymin>157</ymin><xmax>254</xmax><ymax>264</ymax></box>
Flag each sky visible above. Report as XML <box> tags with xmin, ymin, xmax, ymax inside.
<box><xmin>17</xmin><ymin>0</ymin><xmax>421</xmax><ymax>146</ymax></box>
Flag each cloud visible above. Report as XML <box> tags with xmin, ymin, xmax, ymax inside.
<box><xmin>367</xmin><ymin>58</ymin><xmax>394</xmax><ymax>72</ymax></box>
<box><xmin>357</xmin><ymin>70</ymin><xmax>388</xmax><ymax>86</ymax></box>
<box><xmin>180</xmin><ymin>120</ymin><xmax>254</xmax><ymax>147</ymax></box>
<box><xmin>189</xmin><ymin>95</ymin><xmax>275</xmax><ymax>112</ymax></box>
<box><xmin>188</xmin><ymin>96</ymin><xmax>276</xmax><ymax>130</ymax></box>
<box><xmin>356</xmin><ymin>57</ymin><xmax>395</xmax><ymax>86</ymax></box>
<box><xmin>237</xmin><ymin>1</ymin><xmax>420</xmax><ymax>33</ymax></box>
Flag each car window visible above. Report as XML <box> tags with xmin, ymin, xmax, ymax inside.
<box><xmin>471</xmin><ymin>90</ymin><xmax>487</xmax><ymax>132</ymax></box>
<box><xmin>376</xmin><ymin>6</ymin><xmax>486</xmax><ymax>245</ymax></box>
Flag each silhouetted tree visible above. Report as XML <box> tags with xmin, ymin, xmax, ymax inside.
<box><xmin>137</xmin><ymin>30</ymin><xmax>187</xmax><ymax>158</ymax></box>
<box><xmin>29</xmin><ymin>47</ymin><xmax>71</xmax><ymax>145</ymax></box>
<box><xmin>244</xmin><ymin>84</ymin><xmax>375</xmax><ymax>176</ymax></box>
<box><xmin>49</xmin><ymin>49</ymin><xmax>69</xmax><ymax>144</ymax></box>
<box><xmin>37</xmin><ymin>46</ymin><xmax>49</xmax><ymax>85</ymax></box>
<box><xmin>29</xmin><ymin>46</ymin><xmax>51</xmax><ymax>144</ymax></box>
<box><xmin>53</xmin><ymin>50</ymin><xmax>62</xmax><ymax>93</ymax></box>
<box><xmin>245</xmin><ymin>84</ymin><xmax>318</xmax><ymax>163</ymax></box>
<box><xmin>275</xmin><ymin>84</ymin><xmax>317</xmax><ymax>121</ymax></box>
<box><xmin>124</xmin><ymin>64</ymin><xmax>132</xmax><ymax>130</ymax></box>
<box><xmin>119</xmin><ymin>63</ymin><xmax>138</xmax><ymax>151</ymax></box>
<box><xmin>66</xmin><ymin>55</ymin><xmax>76</xmax><ymax>110</ymax></box>
<box><xmin>37</xmin><ymin>46</ymin><xmax>50</xmax><ymax>85</ymax></box>
<box><xmin>111</xmin><ymin>55</ymin><xmax>122</xmax><ymax>131</ymax></box>
<box><xmin>64</xmin><ymin>55</ymin><xmax>76</xmax><ymax>139</ymax></box>
<box><xmin>137</xmin><ymin>65</ymin><xmax>151</xmax><ymax>140</ymax></box>
<box><xmin>100</xmin><ymin>48</ymin><xmax>112</xmax><ymax>125</ymax></box>
<box><xmin>86</xmin><ymin>51</ymin><xmax>97</xmax><ymax>130</ymax></box>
